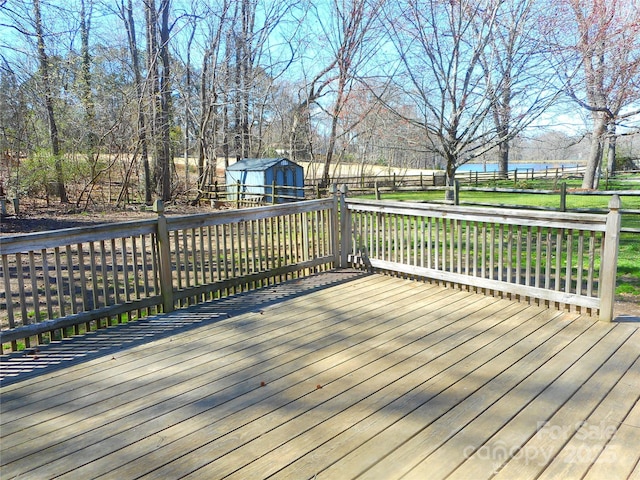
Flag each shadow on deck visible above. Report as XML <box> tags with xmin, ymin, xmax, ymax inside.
<box><xmin>1</xmin><ymin>270</ymin><xmax>639</xmax><ymax>480</ymax></box>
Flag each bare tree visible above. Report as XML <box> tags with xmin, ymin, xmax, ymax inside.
<box><xmin>33</xmin><ymin>0</ymin><xmax>68</xmax><ymax>202</ymax></box>
<box><xmin>480</xmin><ymin>0</ymin><xmax>562</xmax><ymax>177</ymax></box>
<box><xmin>157</xmin><ymin>0</ymin><xmax>172</xmax><ymax>201</ymax></box>
<box><xmin>316</xmin><ymin>0</ymin><xmax>384</xmax><ymax>187</ymax></box>
<box><xmin>143</xmin><ymin>0</ymin><xmax>172</xmax><ymax>201</ymax></box>
<box><xmin>380</xmin><ymin>0</ymin><xmax>504</xmax><ymax>197</ymax></box>
<box><xmin>551</xmin><ymin>0</ymin><xmax>640</xmax><ymax>188</ymax></box>
<box><xmin>119</xmin><ymin>0</ymin><xmax>153</xmax><ymax>204</ymax></box>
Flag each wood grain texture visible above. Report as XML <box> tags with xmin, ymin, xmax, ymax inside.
<box><xmin>1</xmin><ymin>271</ymin><xmax>637</xmax><ymax>480</ymax></box>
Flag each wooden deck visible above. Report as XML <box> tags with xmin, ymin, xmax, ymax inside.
<box><xmin>1</xmin><ymin>270</ymin><xmax>639</xmax><ymax>480</ymax></box>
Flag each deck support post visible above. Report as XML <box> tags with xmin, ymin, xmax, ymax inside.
<box><xmin>154</xmin><ymin>199</ymin><xmax>175</xmax><ymax>313</ymax></box>
<box><xmin>599</xmin><ymin>195</ymin><xmax>621</xmax><ymax>322</ymax></box>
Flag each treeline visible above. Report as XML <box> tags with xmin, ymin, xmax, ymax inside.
<box><xmin>0</xmin><ymin>0</ymin><xmax>639</xmax><ymax>206</ymax></box>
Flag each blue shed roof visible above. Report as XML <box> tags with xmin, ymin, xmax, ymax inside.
<box><xmin>227</xmin><ymin>158</ymin><xmax>300</xmax><ymax>172</ymax></box>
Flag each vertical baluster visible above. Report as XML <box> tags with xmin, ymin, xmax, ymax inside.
<box><xmin>576</xmin><ymin>231</ymin><xmax>585</xmax><ymax>296</ymax></box>
<box><xmin>472</xmin><ymin>222</ymin><xmax>478</xmax><ymax>277</ymax></box>
<box><xmin>413</xmin><ymin>215</ymin><xmax>419</xmax><ymax>268</ymax></box>
<box><xmin>131</xmin><ymin>236</ymin><xmax>142</xmax><ymax>317</ymax></box>
<box><xmin>15</xmin><ymin>253</ymin><xmax>29</xmax><ymax>329</ymax></box>
<box><xmin>190</xmin><ymin>228</ymin><xmax>198</xmax><ymax>292</ymax></box>
<box><xmin>54</xmin><ymin>247</ymin><xmax>66</xmax><ymax>324</ymax></box>
<box><xmin>99</xmin><ymin>240</ymin><xmax>109</xmax><ymax>312</ymax></box>
<box><xmin>420</xmin><ymin>215</ymin><xmax>425</xmax><ymax>268</ymax></box>
<box><xmin>207</xmin><ymin>226</ymin><xmax>215</xmax><ymax>286</ymax></box>
<box><xmin>434</xmin><ymin>217</ymin><xmax>440</xmax><ymax>270</ymax></box>
<box><xmin>28</xmin><ymin>251</ymin><xmax>41</xmax><ymax>341</ymax></box>
<box><xmin>463</xmin><ymin>221</ymin><xmax>470</xmax><ymax>276</ymax></box>
<box><xmin>64</xmin><ymin>246</ymin><xmax>77</xmax><ymax>321</ymax></box>
<box><xmin>565</xmin><ymin>229</ymin><xmax>573</xmax><ymax>295</ymax></box>
<box><xmin>587</xmin><ymin>231</ymin><xmax>596</xmax><ymax>297</ymax></box>
<box><xmin>182</xmin><ymin>229</ymin><xmax>191</xmax><ymax>295</ymax></box>
<box><xmin>481</xmin><ymin>223</ymin><xmax>487</xmax><ymax>279</ymax></box>
<box><xmin>545</xmin><ymin>229</ymin><xmax>552</xmax><ymax>290</ymax></box>
<box><xmin>222</xmin><ymin>223</ymin><xmax>230</xmax><ymax>285</ymax></box>
<box><xmin>110</xmin><ymin>239</ymin><xmax>121</xmax><ymax>320</ymax></box>
<box><xmin>503</xmin><ymin>225</ymin><xmax>514</xmax><ymax>283</ymax></box>
<box><xmin>451</xmin><ymin>220</ymin><xmax>462</xmax><ymax>273</ymax></box>
<box><xmin>525</xmin><ymin>226</ymin><xmax>533</xmax><ymax>287</ymax></box>
<box><xmin>489</xmin><ymin>224</ymin><xmax>496</xmax><ymax>281</ymax></box>
<box><xmin>497</xmin><ymin>224</ymin><xmax>504</xmax><ymax>282</ymax></box>
<box><xmin>442</xmin><ymin>218</ymin><xmax>448</xmax><ymax>272</ymax></box>
<box><xmin>1</xmin><ymin>254</ymin><xmax>17</xmax><ymax>351</ymax></box>
<box><xmin>246</xmin><ymin>220</ymin><xmax>253</xmax><ymax>279</ymax></box>
<box><xmin>555</xmin><ymin>228</ymin><xmax>564</xmax><ymax>297</ymax></box>
<box><xmin>140</xmin><ymin>235</ymin><xmax>150</xmax><ymax>305</ymax></box>
<box><xmin>77</xmin><ymin>243</ymin><xmax>89</xmax><ymax>329</ymax></box>
<box><xmin>427</xmin><ymin>217</ymin><xmax>433</xmax><ymax>269</ymax></box>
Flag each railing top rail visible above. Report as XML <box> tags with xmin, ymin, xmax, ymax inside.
<box><xmin>0</xmin><ymin>218</ymin><xmax>158</xmax><ymax>255</ymax></box>
<box><xmin>0</xmin><ymin>198</ymin><xmax>336</xmax><ymax>256</ymax></box>
<box><xmin>345</xmin><ymin>198</ymin><xmax>610</xmax><ymax>231</ymax></box>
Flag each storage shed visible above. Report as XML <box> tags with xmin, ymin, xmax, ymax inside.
<box><xmin>225</xmin><ymin>158</ymin><xmax>304</xmax><ymax>204</ymax></box>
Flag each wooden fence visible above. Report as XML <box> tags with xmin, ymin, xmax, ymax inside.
<box><xmin>0</xmin><ymin>193</ymin><xmax>622</xmax><ymax>353</ymax></box>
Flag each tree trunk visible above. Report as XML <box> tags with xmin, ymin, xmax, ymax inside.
<box><xmin>122</xmin><ymin>0</ymin><xmax>152</xmax><ymax>204</ymax></box>
<box><xmin>445</xmin><ymin>154</ymin><xmax>457</xmax><ymax>201</ymax></box>
<box><xmin>323</xmin><ymin>73</ymin><xmax>347</xmax><ymax>188</ymax></box>
<box><xmin>497</xmin><ymin>139</ymin><xmax>509</xmax><ymax>178</ymax></box>
<box><xmin>33</xmin><ymin>0</ymin><xmax>68</xmax><ymax>203</ymax></box>
<box><xmin>158</xmin><ymin>0</ymin><xmax>172</xmax><ymax>201</ymax></box>
<box><xmin>606</xmin><ymin>122</ymin><xmax>617</xmax><ymax>175</ymax></box>
<box><xmin>582</xmin><ymin>112</ymin><xmax>607</xmax><ymax>190</ymax></box>
<box><xmin>146</xmin><ymin>0</ymin><xmax>161</xmax><ymax>198</ymax></box>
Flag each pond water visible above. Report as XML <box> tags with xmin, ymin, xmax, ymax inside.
<box><xmin>457</xmin><ymin>162</ymin><xmax>583</xmax><ymax>172</ymax></box>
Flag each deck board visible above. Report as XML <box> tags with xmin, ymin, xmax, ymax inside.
<box><xmin>1</xmin><ymin>270</ymin><xmax>639</xmax><ymax>480</ymax></box>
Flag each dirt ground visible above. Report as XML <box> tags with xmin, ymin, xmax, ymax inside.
<box><xmin>1</xmin><ymin>202</ymin><xmax>639</xmax><ymax>321</ymax></box>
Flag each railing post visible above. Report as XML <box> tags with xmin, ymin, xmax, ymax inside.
<box><xmin>153</xmin><ymin>200</ymin><xmax>174</xmax><ymax>313</ymax></box>
<box><xmin>339</xmin><ymin>184</ymin><xmax>351</xmax><ymax>268</ymax></box>
<box><xmin>329</xmin><ymin>184</ymin><xmax>339</xmax><ymax>267</ymax></box>
<box><xmin>599</xmin><ymin>195</ymin><xmax>622</xmax><ymax>322</ymax></box>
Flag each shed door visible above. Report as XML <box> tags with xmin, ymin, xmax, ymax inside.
<box><xmin>276</xmin><ymin>166</ymin><xmax>298</xmax><ymax>202</ymax></box>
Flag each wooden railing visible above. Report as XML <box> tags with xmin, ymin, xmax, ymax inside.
<box><xmin>0</xmin><ymin>193</ymin><xmax>622</xmax><ymax>353</ymax></box>
<box><xmin>341</xmin><ymin>196</ymin><xmax>622</xmax><ymax>322</ymax></box>
<box><xmin>0</xmin><ymin>198</ymin><xmax>338</xmax><ymax>352</ymax></box>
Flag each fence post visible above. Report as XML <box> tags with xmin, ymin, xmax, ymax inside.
<box><xmin>375</xmin><ymin>181</ymin><xmax>381</xmax><ymax>200</ymax></box>
<box><xmin>599</xmin><ymin>195</ymin><xmax>622</xmax><ymax>322</ymax></box>
<box><xmin>560</xmin><ymin>182</ymin><xmax>567</xmax><ymax>212</ymax></box>
<box><xmin>153</xmin><ymin>200</ymin><xmax>174</xmax><ymax>313</ymax></box>
<box><xmin>339</xmin><ymin>184</ymin><xmax>351</xmax><ymax>268</ymax></box>
<box><xmin>272</xmin><ymin>181</ymin><xmax>277</xmax><ymax>204</ymax></box>
<box><xmin>454</xmin><ymin>180</ymin><xmax>460</xmax><ymax>206</ymax></box>
<box><xmin>236</xmin><ymin>180</ymin><xmax>241</xmax><ymax>208</ymax></box>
